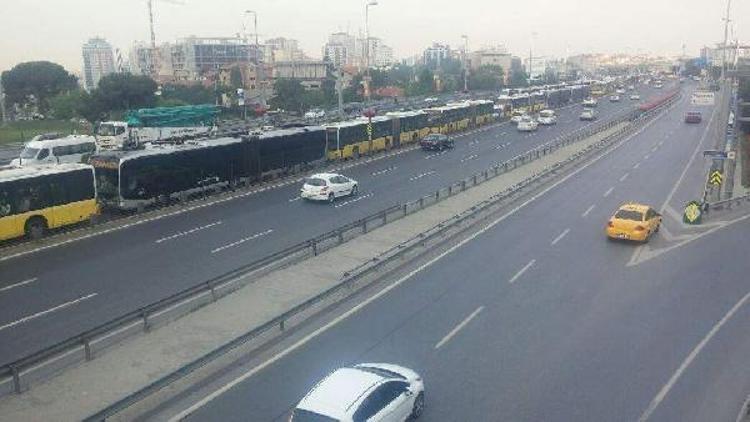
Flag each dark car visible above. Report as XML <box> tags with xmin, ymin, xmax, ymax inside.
<box><xmin>685</xmin><ymin>111</ymin><xmax>702</xmax><ymax>124</ymax></box>
<box><xmin>420</xmin><ymin>133</ymin><xmax>454</xmax><ymax>151</ymax></box>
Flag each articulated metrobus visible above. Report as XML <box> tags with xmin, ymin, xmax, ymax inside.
<box><xmin>0</xmin><ymin>164</ymin><xmax>98</xmax><ymax>241</ymax></box>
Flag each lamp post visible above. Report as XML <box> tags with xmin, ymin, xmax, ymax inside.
<box><xmin>364</xmin><ymin>0</ymin><xmax>378</xmax><ymax>102</ymax></box>
<box><xmin>462</xmin><ymin>35</ymin><xmax>469</xmax><ymax>92</ymax></box>
<box><xmin>245</xmin><ymin>9</ymin><xmax>266</xmax><ymax>107</ymax></box>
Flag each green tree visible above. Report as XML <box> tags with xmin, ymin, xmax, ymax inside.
<box><xmin>543</xmin><ymin>67</ymin><xmax>559</xmax><ymax>84</ymax></box>
<box><xmin>468</xmin><ymin>65</ymin><xmax>504</xmax><ymax>91</ymax></box>
<box><xmin>49</xmin><ymin>89</ymin><xmax>88</xmax><ymax>119</ymax></box>
<box><xmin>270</xmin><ymin>78</ymin><xmax>306</xmax><ymax>112</ymax></box>
<box><xmin>509</xmin><ymin>69</ymin><xmax>529</xmax><ymax>87</ymax></box>
<box><xmin>344</xmin><ymin>74</ymin><xmax>364</xmax><ymax>103</ymax></box>
<box><xmin>160</xmin><ymin>84</ymin><xmax>216</xmax><ymax>105</ymax></box>
<box><xmin>93</xmin><ymin>73</ymin><xmax>157</xmax><ymax>112</ymax></box>
<box><xmin>1</xmin><ymin>61</ymin><xmax>78</xmax><ymax>112</ymax></box>
<box><xmin>407</xmin><ymin>68</ymin><xmax>434</xmax><ymax>96</ymax></box>
<box><xmin>739</xmin><ymin>79</ymin><xmax>750</xmax><ymax>101</ymax></box>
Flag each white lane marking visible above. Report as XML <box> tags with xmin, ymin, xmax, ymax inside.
<box><xmin>424</xmin><ymin>150</ymin><xmax>448</xmax><ymax>160</ymax></box>
<box><xmin>409</xmin><ymin>170</ymin><xmax>436</xmax><ymax>182</ymax></box>
<box><xmin>509</xmin><ymin>259</ymin><xmax>536</xmax><ymax>284</ymax></box>
<box><xmin>633</xmin><ymin>162</ymin><xmax>641</xmax><ymax>169</ymax></box>
<box><xmin>434</xmin><ymin>306</ymin><xmax>484</xmax><ymax>350</ymax></box>
<box><xmin>619</xmin><ymin>173</ymin><xmax>629</xmax><ymax>182</ymax></box>
<box><xmin>460</xmin><ymin>154</ymin><xmax>479</xmax><ymax>163</ymax></box>
<box><xmin>210</xmin><ymin>229</ymin><xmax>274</xmax><ymax>254</ymax></box>
<box><xmin>0</xmin><ymin>277</ymin><xmax>38</xmax><ymax>293</ymax></box>
<box><xmin>651</xmin><ymin>146</ymin><xmax>658</xmax><ymax>153</ymax></box>
<box><xmin>644</xmin><ymin>153</ymin><xmax>651</xmax><ymax>160</ymax></box>
<box><xmin>334</xmin><ymin>192</ymin><xmax>374</xmax><ymax>209</ymax></box>
<box><xmin>155</xmin><ymin>221</ymin><xmax>223</xmax><ymax>244</ymax></box>
<box><xmin>288</xmin><ymin>196</ymin><xmax>302</xmax><ymax>203</ymax></box>
<box><xmin>658</xmin><ymin>140</ymin><xmax>664</xmax><ymax>147</ymax></box>
<box><xmin>638</xmin><ymin>290</ymin><xmax>750</xmax><ymax>422</ymax></box>
<box><xmin>169</xmin><ymin>114</ymin><xmax>663</xmax><ymax>421</ymax></box>
<box><xmin>582</xmin><ymin>204</ymin><xmax>596</xmax><ymax>218</ymax></box>
<box><xmin>550</xmin><ymin>228</ymin><xmax>571</xmax><ymax>246</ymax></box>
<box><xmin>604</xmin><ymin>187</ymin><xmax>614</xmax><ymax>197</ymax></box>
<box><xmin>0</xmin><ymin>293</ymin><xmax>98</xmax><ymax>332</ymax></box>
<box><xmin>371</xmin><ymin>165</ymin><xmax>397</xmax><ymax>176</ymax></box>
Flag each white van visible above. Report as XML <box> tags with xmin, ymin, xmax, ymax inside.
<box><xmin>12</xmin><ymin>135</ymin><xmax>97</xmax><ymax>167</ymax></box>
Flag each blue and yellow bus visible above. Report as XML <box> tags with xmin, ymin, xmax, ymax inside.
<box><xmin>0</xmin><ymin>164</ymin><xmax>98</xmax><ymax>241</ymax></box>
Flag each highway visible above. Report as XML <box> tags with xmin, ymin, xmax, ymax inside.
<box><xmin>158</xmin><ymin>82</ymin><xmax>750</xmax><ymax>422</ymax></box>
<box><xmin>0</xmin><ymin>86</ymin><xmax>655</xmax><ymax>366</ymax></box>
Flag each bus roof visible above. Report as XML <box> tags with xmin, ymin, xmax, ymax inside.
<box><xmin>0</xmin><ymin>163</ymin><xmax>93</xmax><ymax>183</ymax></box>
<box><xmin>324</xmin><ymin>116</ymin><xmax>393</xmax><ymax>129</ymax></box>
<box><xmin>25</xmin><ymin>135</ymin><xmax>96</xmax><ymax>149</ymax></box>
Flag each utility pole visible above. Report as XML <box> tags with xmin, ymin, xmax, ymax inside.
<box><xmin>0</xmin><ymin>77</ymin><xmax>7</xmax><ymax>127</ymax></box>
<box><xmin>245</xmin><ymin>10</ymin><xmax>265</xmax><ymax>107</ymax></box>
<box><xmin>363</xmin><ymin>0</ymin><xmax>378</xmax><ymax>103</ymax></box>
<box><xmin>337</xmin><ymin>67</ymin><xmax>344</xmax><ymax>118</ymax></box>
<box><xmin>462</xmin><ymin>35</ymin><xmax>469</xmax><ymax>92</ymax></box>
<box><xmin>721</xmin><ymin>0</ymin><xmax>732</xmax><ymax>80</ymax></box>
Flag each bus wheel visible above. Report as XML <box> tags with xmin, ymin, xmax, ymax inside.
<box><xmin>25</xmin><ymin>217</ymin><xmax>47</xmax><ymax>240</ymax></box>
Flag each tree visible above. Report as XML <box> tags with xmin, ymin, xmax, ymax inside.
<box><xmin>543</xmin><ymin>67</ymin><xmax>559</xmax><ymax>84</ymax></box>
<box><xmin>739</xmin><ymin>79</ymin><xmax>750</xmax><ymax>102</ymax></box>
<box><xmin>468</xmin><ymin>65</ymin><xmax>504</xmax><ymax>91</ymax></box>
<box><xmin>509</xmin><ymin>69</ymin><xmax>529</xmax><ymax>88</ymax></box>
<box><xmin>160</xmin><ymin>84</ymin><xmax>216</xmax><ymax>105</ymax></box>
<box><xmin>270</xmin><ymin>78</ymin><xmax>306</xmax><ymax>112</ymax></box>
<box><xmin>1</xmin><ymin>61</ymin><xmax>78</xmax><ymax>112</ymax></box>
<box><xmin>49</xmin><ymin>90</ymin><xmax>88</xmax><ymax>120</ymax></box>
<box><xmin>407</xmin><ymin>68</ymin><xmax>434</xmax><ymax>96</ymax></box>
<box><xmin>93</xmin><ymin>73</ymin><xmax>157</xmax><ymax>111</ymax></box>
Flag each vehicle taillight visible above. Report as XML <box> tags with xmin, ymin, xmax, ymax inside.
<box><xmin>634</xmin><ymin>225</ymin><xmax>645</xmax><ymax>231</ymax></box>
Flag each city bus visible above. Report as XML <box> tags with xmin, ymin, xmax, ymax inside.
<box><xmin>91</xmin><ymin>127</ymin><xmax>326</xmax><ymax>210</ymax></box>
<box><xmin>324</xmin><ymin>116</ymin><xmax>395</xmax><ymax>160</ymax></box>
<box><xmin>0</xmin><ymin>164</ymin><xmax>98</xmax><ymax>241</ymax></box>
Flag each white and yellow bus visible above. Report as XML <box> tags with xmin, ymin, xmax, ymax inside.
<box><xmin>0</xmin><ymin>164</ymin><xmax>98</xmax><ymax>241</ymax></box>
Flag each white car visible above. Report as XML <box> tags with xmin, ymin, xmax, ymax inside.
<box><xmin>517</xmin><ymin>116</ymin><xmax>538</xmax><ymax>132</ymax></box>
<box><xmin>627</xmin><ymin>85</ymin><xmax>636</xmax><ymax>91</ymax></box>
<box><xmin>537</xmin><ymin>110</ymin><xmax>557</xmax><ymax>125</ymax></box>
<box><xmin>510</xmin><ymin>111</ymin><xmax>527</xmax><ymax>124</ymax></box>
<box><xmin>300</xmin><ymin>173</ymin><xmax>358</xmax><ymax>202</ymax></box>
<box><xmin>609</xmin><ymin>95</ymin><xmax>621</xmax><ymax>102</ymax></box>
<box><xmin>629</xmin><ymin>94</ymin><xmax>641</xmax><ymax>100</ymax></box>
<box><xmin>291</xmin><ymin>363</ymin><xmax>425</xmax><ymax>422</ymax></box>
<box><xmin>582</xmin><ymin>98</ymin><xmax>598</xmax><ymax>107</ymax></box>
<box><xmin>616</xmin><ymin>88</ymin><xmax>626</xmax><ymax>94</ymax></box>
<box><xmin>580</xmin><ymin>108</ymin><xmax>598</xmax><ymax>121</ymax></box>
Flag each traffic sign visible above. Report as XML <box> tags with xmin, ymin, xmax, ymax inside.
<box><xmin>709</xmin><ymin>170</ymin><xmax>723</xmax><ymax>186</ymax></box>
<box><xmin>366</xmin><ymin>122</ymin><xmax>373</xmax><ymax>141</ymax></box>
<box><xmin>691</xmin><ymin>90</ymin><xmax>715</xmax><ymax>105</ymax></box>
<box><xmin>703</xmin><ymin>150</ymin><xmax>727</xmax><ymax>158</ymax></box>
<box><xmin>683</xmin><ymin>201</ymin><xmax>703</xmax><ymax>224</ymax></box>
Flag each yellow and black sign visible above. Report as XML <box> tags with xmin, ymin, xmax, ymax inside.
<box><xmin>683</xmin><ymin>200</ymin><xmax>703</xmax><ymax>225</ymax></box>
<box><xmin>366</xmin><ymin>122</ymin><xmax>373</xmax><ymax>141</ymax></box>
<box><xmin>709</xmin><ymin>170</ymin><xmax>723</xmax><ymax>186</ymax></box>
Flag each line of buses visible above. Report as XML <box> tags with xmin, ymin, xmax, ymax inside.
<box><xmin>0</xmin><ymin>82</ymin><xmax>599</xmax><ymax>242</ymax></box>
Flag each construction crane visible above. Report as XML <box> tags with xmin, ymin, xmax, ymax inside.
<box><xmin>146</xmin><ymin>0</ymin><xmax>184</xmax><ymax>78</ymax></box>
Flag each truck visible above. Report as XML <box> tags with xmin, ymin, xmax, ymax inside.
<box><xmin>95</xmin><ymin>105</ymin><xmax>219</xmax><ymax>150</ymax></box>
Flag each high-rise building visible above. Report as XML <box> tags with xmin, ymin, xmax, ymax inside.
<box><xmin>82</xmin><ymin>37</ymin><xmax>116</xmax><ymax>91</ymax></box>
<box><xmin>171</xmin><ymin>37</ymin><xmax>262</xmax><ymax>81</ymax></box>
<box><xmin>266</xmin><ymin>37</ymin><xmax>306</xmax><ymax>62</ymax></box>
<box><xmin>323</xmin><ymin>32</ymin><xmax>357</xmax><ymax>68</ymax></box>
<box><xmin>423</xmin><ymin>43</ymin><xmax>451</xmax><ymax>68</ymax></box>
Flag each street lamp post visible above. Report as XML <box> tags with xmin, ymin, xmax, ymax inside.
<box><xmin>462</xmin><ymin>35</ymin><xmax>469</xmax><ymax>92</ymax></box>
<box><xmin>364</xmin><ymin>0</ymin><xmax>378</xmax><ymax>102</ymax></box>
<box><xmin>245</xmin><ymin>9</ymin><xmax>266</xmax><ymax>107</ymax></box>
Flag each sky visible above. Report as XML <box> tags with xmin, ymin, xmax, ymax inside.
<box><xmin>0</xmin><ymin>0</ymin><xmax>748</xmax><ymax>73</ymax></box>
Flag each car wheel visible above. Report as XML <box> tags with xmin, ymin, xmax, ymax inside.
<box><xmin>25</xmin><ymin>216</ymin><xmax>47</xmax><ymax>240</ymax></box>
<box><xmin>410</xmin><ymin>392</ymin><xmax>424</xmax><ymax>419</ymax></box>
<box><xmin>350</xmin><ymin>184</ymin><xmax>358</xmax><ymax>196</ymax></box>
<box><xmin>328</xmin><ymin>193</ymin><xmax>335</xmax><ymax>203</ymax></box>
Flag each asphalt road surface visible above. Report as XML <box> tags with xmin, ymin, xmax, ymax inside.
<box><xmin>0</xmin><ymin>86</ymin><xmax>659</xmax><ymax>366</ymax></box>
<box><xmin>167</xmin><ymin>82</ymin><xmax>750</xmax><ymax>422</ymax></box>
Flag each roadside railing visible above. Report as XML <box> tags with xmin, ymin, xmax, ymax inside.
<box><xmin>0</xmin><ymin>94</ymin><xmax>678</xmax><ymax>401</ymax></box>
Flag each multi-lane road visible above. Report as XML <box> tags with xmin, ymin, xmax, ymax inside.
<box><xmin>132</xmin><ymin>82</ymin><xmax>750</xmax><ymax>422</ymax></box>
<box><xmin>0</xmin><ymin>85</ymin><xmax>656</xmax><ymax>365</ymax></box>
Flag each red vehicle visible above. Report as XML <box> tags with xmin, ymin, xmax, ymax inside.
<box><xmin>685</xmin><ymin>111</ymin><xmax>702</xmax><ymax>124</ymax></box>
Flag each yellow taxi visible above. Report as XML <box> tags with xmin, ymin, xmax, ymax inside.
<box><xmin>606</xmin><ymin>203</ymin><xmax>662</xmax><ymax>242</ymax></box>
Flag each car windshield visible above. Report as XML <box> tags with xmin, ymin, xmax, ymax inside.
<box><xmin>305</xmin><ymin>178</ymin><xmax>326</xmax><ymax>187</ymax></box>
<box><xmin>614</xmin><ymin>209</ymin><xmax>644</xmax><ymax>221</ymax></box>
<box><xmin>19</xmin><ymin>147</ymin><xmax>40</xmax><ymax>159</ymax></box>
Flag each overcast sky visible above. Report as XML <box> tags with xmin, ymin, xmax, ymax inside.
<box><xmin>1</xmin><ymin>0</ymin><xmax>747</xmax><ymax>73</ymax></box>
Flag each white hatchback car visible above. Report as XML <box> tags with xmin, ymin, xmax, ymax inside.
<box><xmin>517</xmin><ymin>116</ymin><xmax>538</xmax><ymax>132</ymax></box>
<box><xmin>291</xmin><ymin>363</ymin><xmax>425</xmax><ymax>422</ymax></box>
<box><xmin>537</xmin><ymin>109</ymin><xmax>557</xmax><ymax>125</ymax></box>
<box><xmin>301</xmin><ymin>173</ymin><xmax>358</xmax><ymax>202</ymax></box>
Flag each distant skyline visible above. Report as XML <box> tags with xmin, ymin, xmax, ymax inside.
<box><xmin>1</xmin><ymin>0</ymin><xmax>747</xmax><ymax>73</ymax></box>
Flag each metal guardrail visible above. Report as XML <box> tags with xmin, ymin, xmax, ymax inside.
<box><xmin>84</xmin><ymin>90</ymin><xmax>679</xmax><ymax>421</ymax></box>
<box><xmin>1</xmin><ymin>95</ymin><xmax>676</xmax><ymax>403</ymax></box>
